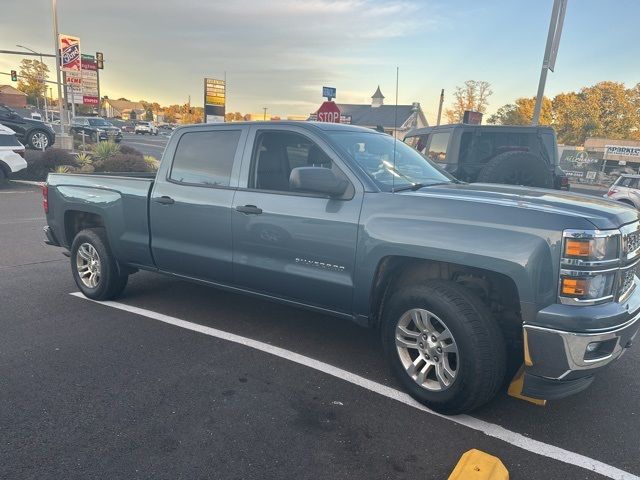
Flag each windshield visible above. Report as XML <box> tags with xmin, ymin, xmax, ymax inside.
<box><xmin>328</xmin><ymin>131</ymin><xmax>453</xmax><ymax>191</ymax></box>
<box><xmin>88</xmin><ymin>118</ymin><xmax>111</xmax><ymax>126</ymax></box>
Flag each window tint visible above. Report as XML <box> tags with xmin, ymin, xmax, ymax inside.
<box><xmin>427</xmin><ymin>132</ymin><xmax>450</xmax><ymax>163</ymax></box>
<box><xmin>170</xmin><ymin>130</ymin><xmax>241</xmax><ymax>186</ymax></box>
<box><xmin>405</xmin><ymin>134</ymin><xmax>430</xmax><ymax>156</ymax></box>
<box><xmin>619</xmin><ymin>177</ymin><xmax>636</xmax><ymax>188</ymax></box>
<box><xmin>0</xmin><ymin>134</ymin><xmax>20</xmax><ymax>147</ymax></box>
<box><xmin>251</xmin><ymin>131</ymin><xmax>336</xmax><ymax>192</ymax></box>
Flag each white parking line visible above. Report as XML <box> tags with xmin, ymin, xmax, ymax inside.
<box><xmin>70</xmin><ymin>292</ymin><xmax>638</xmax><ymax>480</ymax></box>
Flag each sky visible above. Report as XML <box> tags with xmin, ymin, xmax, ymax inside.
<box><xmin>1</xmin><ymin>0</ymin><xmax>639</xmax><ymax>122</ymax></box>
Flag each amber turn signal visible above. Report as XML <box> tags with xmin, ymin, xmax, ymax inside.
<box><xmin>561</xmin><ymin>277</ymin><xmax>587</xmax><ymax>296</ymax></box>
<box><xmin>564</xmin><ymin>239</ymin><xmax>591</xmax><ymax>257</ymax></box>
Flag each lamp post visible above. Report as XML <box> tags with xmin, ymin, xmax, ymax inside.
<box><xmin>51</xmin><ymin>0</ymin><xmax>66</xmax><ymax>134</ymax></box>
<box><xmin>16</xmin><ymin>44</ymin><xmax>48</xmax><ymax>119</ymax></box>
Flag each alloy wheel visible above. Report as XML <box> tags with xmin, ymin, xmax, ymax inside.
<box><xmin>76</xmin><ymin>242</ymin><xmax>102</xmax><ymax>288</ymax></box>
<box><xmin>31</xmin><ymin>132</ymin><xmax>49</xmax><ymax>149</ymax></box>
<box><xmin>395</xmin><ymin>308</ymin><xmax>459</xmax><ymax>391</ymax></box>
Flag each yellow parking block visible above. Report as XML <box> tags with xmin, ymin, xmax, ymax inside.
<box><xmin>448</xmin><ymin>449</ymin><xmax>509</xmax><ymax>480</ymax></box>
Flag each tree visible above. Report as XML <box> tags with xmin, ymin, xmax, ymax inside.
<box><xmin>17</xmin><ymin>59</ymin><xmax>49</xmax><ymax>106</ymax></box>
<box><xmin>487</xmin><ymin>97</ymin><xmax>552</xmax><ymax>126</ymax></box>
<box><xmin>444</xmin><ymin>80</ymin><xmax>493</xmax><ymax>123</ymax></box>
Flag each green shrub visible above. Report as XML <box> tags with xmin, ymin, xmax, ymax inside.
<box><xmin>91</xmin><ymin>141</ymin><xmax>120</xmax><ymax>163</ymax></box>
<box><xmin>75</xmin><ymin>152</ymin><xmax>93</xmax><ymax>167</ymax></box>
<box><xmin>12</xmin><ymin>149</ymin><xmax>77</xmax><ymax>181</ymax></box>
<box><xmin>144</xmin><ymin>155</ymin><xmax>160</xmax><ymax>171</ymax></box>
<box><xmin>119</xmin><ymin>144</ymin><xmax>143</xmax><ymax>157</ymax></box>
<box><xmin>54</xmin><ymin>165</ymin><xmax>76</xmax><ymax>173</ymax></box>
<box><xmin>96</xmin><ymin>153</ymin><xmax>151</xmax><ymax>173</ymax></box>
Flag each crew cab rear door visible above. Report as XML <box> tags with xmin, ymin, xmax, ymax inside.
<box><xmin>231</xmin><ymin>126</ymin><xmax>363</xmax><ymax>314</ymax></box>
<box><xmin>149</xmin><ymin>125</ymin><xmax>248</xmax><ymax>283</ymax></box>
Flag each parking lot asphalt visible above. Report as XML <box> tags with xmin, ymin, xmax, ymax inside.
<box><xmin>120</xmin><ymin>132</ymin><xmax>169</xmax><ymax>159</ymax></box>
<box><xmin>1</xmin><ymin>182</ymin><xmax>638</xmax><ymax>480</ymax></box>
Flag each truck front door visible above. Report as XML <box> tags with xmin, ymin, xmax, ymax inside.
<box><xmin>232</xmin><ymin>127</ymin><xmax>363</xmax><ymax>314</ymax></box>
<box><xmin>149</xmin><ymin>126</ymin><xmax>247</xmax><ymax>283</ymax></box>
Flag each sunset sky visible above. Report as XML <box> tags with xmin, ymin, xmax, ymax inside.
<box><xmin>2</xmin><ymin>0</ymin><xmax>639</xmax><ymax>121</ymax></box>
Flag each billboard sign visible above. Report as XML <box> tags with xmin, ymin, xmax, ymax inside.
<box><xmin>604</xmin><ymin>145</ymin><xmax>640</xmax><ymax>159</ymax></box>
<box><xmin>59</xmin><ymin>34</ymin><xmax>81</xmax><ymax>72</ymax></box>
<box><xmin>204</xmin><ymin>78</ymin><xmax>225</xmax><ymax>123</ymax></box>
<box><xmin>81</xmin><ymin>54</ymin><xmax>99</xmax><ymax>106</ymax></box>
<box><xmin>322</xmin><ymin>86</ymin><xmax>336</xmax><ymax>101</ymax></box>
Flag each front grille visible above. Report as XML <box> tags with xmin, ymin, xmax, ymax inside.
<box><xmin>619</xmin><ymin>264</ymin><xmax>638</xmax><ymax>300</ymax></box>
<box><xmin>622</xmin><ymin>223</ymin><xmax>640</xmax><ymax>259</ymax></box>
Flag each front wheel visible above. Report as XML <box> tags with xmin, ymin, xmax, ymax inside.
<box><xmin>70</xmin><ymin>228</ymin><xmax>128</xmax><ymax>300</ymax></box>
<box><xmin>382</xmin><ymin>280</ymin><xmax>506</xmax><ymax>414</ymax></box>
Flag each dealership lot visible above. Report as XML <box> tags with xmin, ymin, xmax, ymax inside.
<box><xmin>1</xmin><ymin>182</ymin><xmax>638</xmax><ymax>479</ymax></box>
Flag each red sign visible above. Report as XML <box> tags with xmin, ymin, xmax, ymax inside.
<box><xmin>317</xmin><ymin>101</ymin><xmax>341</xmax><ymax>123</ymax></box>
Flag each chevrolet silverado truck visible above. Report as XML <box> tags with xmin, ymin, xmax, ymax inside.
<box><xmin>43</xmin><ymin>122</ymin><xmax>640</xmax><ymax>414</ymax></box>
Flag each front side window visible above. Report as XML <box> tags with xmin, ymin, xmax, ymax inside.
<box><xmin>0</xmin><ymin>134</ymin><xmax>20</xmax><ymax>146</ymax></box>
<box><xmin>405</xmin><ymin>134</ymin><xmax>430</xmax><ymax>156</ymax></box>
<box><xmin>329</xmin><ymin>131</ymin><xmax>452</xmax><ymax>191</ymax></box>
<box><xmin>170</xmin><ymin>130</ymin><xmax>241</xmax><ymax>186</ymax></box>
<box><xmin>251</xmin><ymin>131</ymin><xmax>339</xmax><ymax>193</ymax></box>
<box><xmin>88</xmin><ymin>118</ymin><xmax>110</xmax><ymax>127</ymax></box>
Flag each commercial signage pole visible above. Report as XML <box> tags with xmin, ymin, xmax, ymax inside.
<box><xmin>532</xmin><ymin>0</ymin><xmax>567</xmax><ymax>126</ymax></box>
<box><xmin>51</xmin><ymin>0</ymin><xmax>65</xmax><ymax>133</ymax></box>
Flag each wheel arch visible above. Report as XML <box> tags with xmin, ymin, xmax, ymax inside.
<box><xmin>64</xmin><ymin>210</ymin><xmax>105</xmax><ymax>247</ymax></box>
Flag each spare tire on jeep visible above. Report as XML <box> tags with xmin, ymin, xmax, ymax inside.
<box><xmin>476</xmin><ymin>151</ymin><xmax>553</xmax><ymax>188</ymax></box>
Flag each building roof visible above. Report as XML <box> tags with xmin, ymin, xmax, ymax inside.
<box><xmin>335</xmin><ymin>103</ymin><xmax>426</xmax><ymax>129</ymax></box>
<box><xmin>0</xmin><ymin>85</ymin><xmax>27</xmax><ymax>96</ymax></box>
<box><xmin>103</xmin><ymin>98</ymin><xmax>145</xmax><ymax>114</ymax></box>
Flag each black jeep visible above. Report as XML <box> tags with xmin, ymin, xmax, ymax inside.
<box><xmin>404</xmin><ymin>124</ymin><xmax>569</xmax><ymax>190</ymax></box>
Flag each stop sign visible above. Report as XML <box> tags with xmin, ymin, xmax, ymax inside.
<box><xmin>317</xmin><ymin>101</ymin><xmax>341</xmax><ymax>123</ymax></box>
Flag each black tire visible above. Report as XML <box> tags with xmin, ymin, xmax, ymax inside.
<box><xmin>477</xmin><ymin>151</ymin><xmax>553</xmax><ymax>188</ymax></box>
<box><xmin>27</xmin><ymin>129</ymin><xmax>51</xmax><ymax>150</ymax></box>
<box><xmin>70</xmin><ymin>228</ymin><xmax>128</xmax><ymax>300</ymax></box>
<box><xmin>0</xmin><ymin>167</ymin><xmax>8</xmax><ymax>185</ymax></box>
<box><xmin>618</xmin><ymin>199</ymin><xmax>636</xmax><ymax>208</ymax></box>
<box><xmin>382</xmin><ymin>280</ymin><xmax>506</xmax><ymax>414</ymax></box>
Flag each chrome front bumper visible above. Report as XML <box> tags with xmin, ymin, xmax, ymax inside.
<box><xmin>524</xmin><ymin>309</ymin><xmax>640</xmax><ymax>381</ymax></box>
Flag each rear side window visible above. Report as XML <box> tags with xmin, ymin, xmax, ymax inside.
<box><xmin>170</xmin><ymin>130</ymin><xmax>241</xmax><ymax>186</ymax></box>
<box><xmin>0</xmin><ymin>134</ymin><xmax>20</xmax><ymax>147</ymax></box>
<box><xmin>618</xmin><ymin>177</ymin><xmax>637</xmax><ymax>188</ymax></box>
<box><xmin>405</xmin><ymin>134</ymin><xmax>430</xmax><ymax>156</ymax></box>
<box><xmin>427</xmin><ymin>132</ymin><xmax>450</xmax><ymax>163</ymax></box>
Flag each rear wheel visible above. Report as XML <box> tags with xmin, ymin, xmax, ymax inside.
<box><xmin>28</xmin><ymin>130</ymin><xmax>51</xmax><ymax>149</ymax></box>
<box><xmin>70</xmin><ymin>228</ymin><xmax>128</xmax><ymax>300</ymax></box>
<box><xmin>477</xmin><ymin>151</ymin><xmax>553</xmax><ymax>188</ymax></box>
<box><xmin>0</xmin><ymin>167</ymin><xmax>8</xmax><ymax>185</ymax></box>
<box><xmin>382</xmin><ymin>280</ymin><xmax>506</xmax><ymax>414</ymax></box>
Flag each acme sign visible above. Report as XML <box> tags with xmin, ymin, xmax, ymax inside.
<box><xmin>605</xmin><ymin>145</ymin><xmax>640</xmax><ymax>158</ymax></box>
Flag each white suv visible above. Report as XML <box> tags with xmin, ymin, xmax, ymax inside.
<box><xmin>604</xmin><ymin>174</ymin><xmax>640</xmax><ymax>209</ymax></box>
<box><xmin>0</xmin><ymin>124</ymin><xmax>27</xmax><ymax>184</ymax></box>
<box><xmin>134</xmin><ymin>121</ymin><xmax>158</xmax><ymax>135</ymax></box>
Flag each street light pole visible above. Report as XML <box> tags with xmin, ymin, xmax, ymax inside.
<box><xmin>532</xmin><ymin>0</ymin><xmax>567</xmax><ymax>125</ymax></box>
<box><xmin>16</xmin><ymin>45</ymin><xmax>47</xmax><ymax>119</ymax></box>
<box><xmin>263</xmin><ymin>107</ymin><xmax>267</xmax><ymax>121</ymax></box>
<box><xmin>51</xmin><ymin>0</ymin><xmax>65</xmax><ymax>133</ymax></box>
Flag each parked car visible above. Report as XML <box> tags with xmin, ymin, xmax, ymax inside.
<box><xmin>135</xmin><ymin>121</ymin><xmax>158</xmax><ymax>135</ymax></box>
<box><xmin>605</xmin><ymin>174</ymin><xmax>640</xmax><ymax>208</ymax></box>
<box><xmin>0</xmin><ymin>104</ymin><xmax>56</xmax><ymax>149</ymax></box>
<box><xmin>404</xmin><ymin>124</ymin><xmax>567</xmax><ymax>190</ymax></box>
<box><xmin>43</xmin><ymin>121</ymin><xmax>640</xmax><ymax>414</ymax></box>
<box><xmin>121</xmin><ymin>123</ymin><xmax>135</xmax><ymax>133</ymax></box>
<box><xmin>70</xmin><ymin>116</ymin><xmax>122</xmax><ymax>143</ymax></box>
<box><xmin>0</xmin><ymin>124</ymin><xmax>27</xmax><ymax>184</ymax></box>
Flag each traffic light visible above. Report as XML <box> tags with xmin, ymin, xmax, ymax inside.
<box><xmin>96</xmin><ymin>52</ymin><xmax>104</xmax><ymax>69</ymax></box>
<box><xmin>10</xmin><ymin>70</ymin><xmax>17</xmax><ymax>81</ymax></box>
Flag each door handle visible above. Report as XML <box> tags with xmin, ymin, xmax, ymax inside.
<box><xmin>153</xmin><ymin>196</ymin><xmax>175</xmax><ymax>205</ymax></box>
<box><xmin>236</xmin><ymin>205</ymin><xmax>262</xmax><ymax>215</ymax></box>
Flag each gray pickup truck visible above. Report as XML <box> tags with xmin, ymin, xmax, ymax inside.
<box><xmin>43</xmin><ymin>121</ymin><xmax>640</xmax><ymax>414</ymax></box>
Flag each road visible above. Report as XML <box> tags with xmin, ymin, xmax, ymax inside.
<box><xmin>120</xmin><ymin>132</ymin><xmax>169</xmax><ymax>159</ymax></box>
<box><xmin>1</xmin><ymin>182</ymin><xmax>638</xmax><ymax>480</ymax></box>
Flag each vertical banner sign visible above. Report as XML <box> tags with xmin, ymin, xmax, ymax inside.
<box><xmin>59</xmin><ymin>34</ymin><xmax>82</xmax><ymax>103</ymax></box>
<box><xmin>204</xmin><ymin>78</ymin><xmax>225</xmax><ymax>123</ymax></box>
<box><xmin>81</xmin><ymin>54</ymin><xmax>99</xmax><ymax>106</ymax></box>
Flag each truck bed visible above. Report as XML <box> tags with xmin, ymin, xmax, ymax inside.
<box><xmin>46</xmin><ymin>172</ymin><xmax>156</xmax><ymax>268</ymax></box>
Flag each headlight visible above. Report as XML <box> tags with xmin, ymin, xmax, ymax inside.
<box><xmin>560</xmin><ymin>229</ymin><xmax>621</xmax><ymax>305</ymax></box>
<box><xmin>96</xmin><ymin>128</ymin><xmax>105</xmax><ymax>133</ymax></box>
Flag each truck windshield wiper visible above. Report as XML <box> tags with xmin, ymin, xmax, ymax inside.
<box><xmin>392</xmin><ymin>180</ymin><xmax>457</xmax><ymax>193</ymax></box>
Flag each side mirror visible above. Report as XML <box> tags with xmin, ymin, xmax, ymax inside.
<box><xmin>289</xmin><ymin>166</ymin><xmax>348</xmax><ymax>198</ymax></box>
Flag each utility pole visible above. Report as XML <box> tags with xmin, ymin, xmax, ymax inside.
<box><xmin>263</xmin><ymin>107</ymin><xmax>267</xmax><ymax>121</ymax></box>
<box><xmin>436</xmin><ymin>89</ymin><xmax>444</xmax><ymax>126</ymax></box>
<box><xmin>532</xmin><ymin>0</ymin><xmax>567</xmax><ymax>125</ymax></box>
<box><xmin>51</xmin><ymin>0</ymin><xmax>66</xmax><ymax>134</ymax></box>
